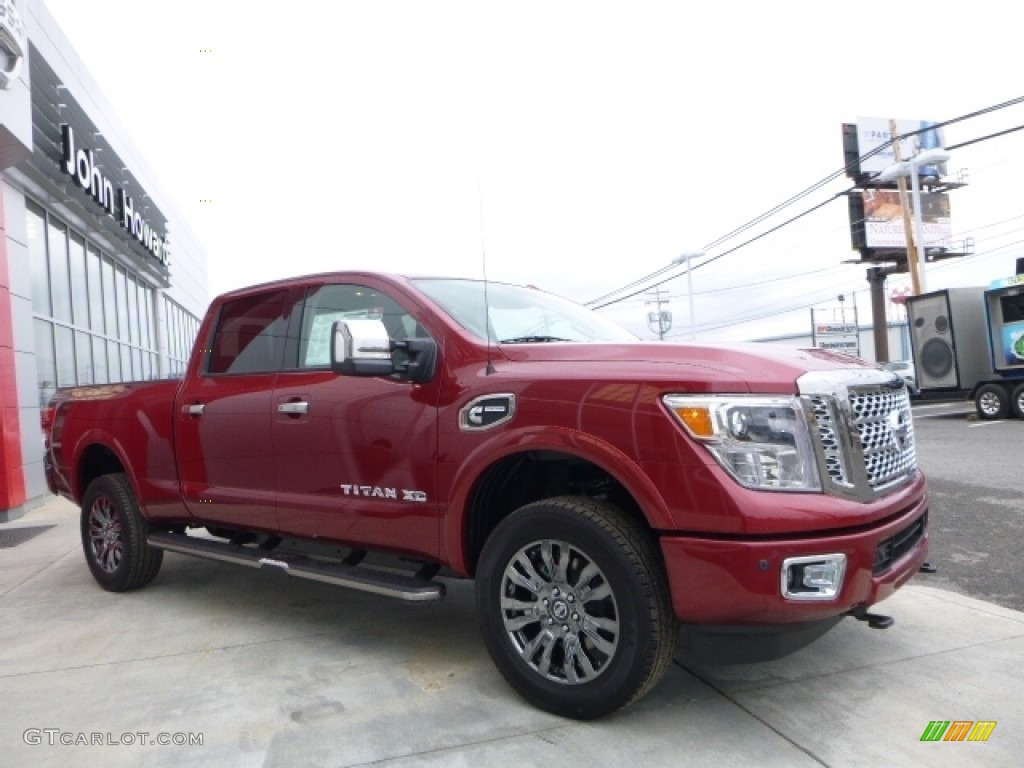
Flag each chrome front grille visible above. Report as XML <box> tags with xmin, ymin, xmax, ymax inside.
<box><xmin>799</xmin><ymin>368</ymin><xmax>918</xmax><ymax>501</ymax></box>
<box><xmin>848</xmin><ymin>386</ymin><xmax>916</xmax><ymax>490</ymax></box>
<box><xmin>808</xmin><ymin>396</ymin><xmax>850</xmax><ymax>488</ymax></box>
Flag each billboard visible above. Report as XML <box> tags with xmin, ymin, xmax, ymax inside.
<box><xmin>856</xmin><ymin>117</ymin><xmax>947</xmax><ymax>177</ymax></box>
<box><xmin>860</xmin><ymin>189</ymin><xmax>952</xmax><ymax>250</ymax></box>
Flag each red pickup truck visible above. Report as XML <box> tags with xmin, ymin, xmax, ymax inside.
<box><xmin>46</xmin><ymin>272</ymin><xmax>928</xmax><ymax>719</ymax></box>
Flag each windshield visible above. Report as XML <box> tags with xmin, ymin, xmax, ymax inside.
<box><xmin>412</xmin><ymin>279</ymin><xmax>637</xmax><ymax>344</ymax></box>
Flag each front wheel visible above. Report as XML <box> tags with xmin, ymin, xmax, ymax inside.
<box><xmin>80</xmin><ymin>473</ymin><xmax>163</xmax><ymax>592</ymax></box>
<box><xmin>476</xmin><ymin>497</ymin><xmax>677</xmax><ymax>720</ymax></box>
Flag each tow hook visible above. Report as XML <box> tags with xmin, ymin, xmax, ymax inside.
<box><xmin>848</xmin><ymin>606</ymin><xmax>895</xmax><ymax>630</ymax></box>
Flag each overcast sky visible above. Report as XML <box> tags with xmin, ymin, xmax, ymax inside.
<box><xmin>42</xmin><ymin>0</ymin><xmax>1024</xmax><ymax>342</ymax></box>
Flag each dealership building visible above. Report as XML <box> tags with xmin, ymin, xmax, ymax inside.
<box><xmin>1</xmin><ymin>0</ymin><xmax>208</xmax><ymax>520</ymax></box>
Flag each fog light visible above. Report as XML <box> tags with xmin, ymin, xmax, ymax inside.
<box><xmin>781</xmin><ymin>554</ymin><xmax>846</xmax><ymax>601</ymax></box>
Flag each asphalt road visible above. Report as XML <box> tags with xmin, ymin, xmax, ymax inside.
<box><xmin>910</xmin><ymin>399</ymin><xmax>1023</xmax><ymax>612</ymax></box>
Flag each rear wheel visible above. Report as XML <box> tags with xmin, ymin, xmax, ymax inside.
<box><xmin>81</xmin><ymin>473</ymin><xmax>163</xmax><ymax>591</ymax></box>
<box><xmin>476</xmin><ymin>496</ymin><xmax>677</xmax><ymax>719</ymax></box>
<box><xmin>975</xmin><ymin>383</ymin><xmax>1010</xmax><ymax>420</ymax></box>
<box><xmin>1011</xmin><ymin>383</ymin><xmax>1024</xmax><ymax>420</ymax></box>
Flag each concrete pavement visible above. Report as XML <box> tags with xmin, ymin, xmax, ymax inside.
<box><xmin>2</xmin><ymin>497</ymin><xmax>1021</xmax><ymax>767</ymax></box>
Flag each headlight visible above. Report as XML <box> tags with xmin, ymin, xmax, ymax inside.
<box><xmin>663</xmin><ymin>395</ymin><xmax>820</xmax><ymax>492</ymax></box>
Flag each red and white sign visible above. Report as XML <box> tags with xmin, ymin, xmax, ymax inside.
<box><xmin>891</xmin><ymin>286</ymin><xmax>912</xmax><ymax>305</ymax></box>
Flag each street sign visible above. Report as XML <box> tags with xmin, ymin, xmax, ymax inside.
<box><xmin>817</xmin><ymin>340</ymin><xmax>859</xmax><ymax>351</ymax></box>
<box><xmin>815</xmin><ymin>323</ymin><xmax>857</xmax><ymax>336</ymax></box>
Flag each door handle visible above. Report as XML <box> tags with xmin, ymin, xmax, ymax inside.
<box><xmin>184</xmin><ymin>404</ymin><xmax>205</xmax><ymax>416</ymax></box>
<box><xmin>277</xmin><ymin>401</ymin><xmax>309</xmax><ymax>415</ymax></box>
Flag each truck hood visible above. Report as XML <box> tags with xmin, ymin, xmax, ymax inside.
<box><xmin>497</xmin><ymin>341</ymin><xmax>878</xmax><ymax>393</ymax></box>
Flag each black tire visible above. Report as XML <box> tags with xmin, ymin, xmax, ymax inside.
<box><xmin>80</xmin><ymin>473</ymin><xmax>163</xmax><ymax>592</ymax></box>
<box><xmin>476</xmin><ymin>496</ymin><xmax>677</xmax><ymax>720</ymax></box>
<box><xmin>1011</xmin><ymin>383</ymin><xmax>1024</xmax><ymax>420</ymax></box>
<box><xmin>975</xmin><ymin>383</ymin><xmax>1010</xmax><ymax>420</ymax></box>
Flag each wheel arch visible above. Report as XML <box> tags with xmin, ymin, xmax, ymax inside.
<box><xmin>444</xmin><ymin>428</ymin><xmax>671</xmax><ymax>576</ymax></box>
<box><xmin>72</xmin><ymin>433</ymin><xmax>134</xmax><ymax>504</ymax></box>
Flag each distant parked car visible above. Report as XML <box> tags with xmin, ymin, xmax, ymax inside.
<box><xmin>882</xmin><ymin>360</ymin><xmax>919</xmax><ymax>397</ymax></box>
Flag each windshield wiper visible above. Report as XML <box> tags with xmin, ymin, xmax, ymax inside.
<box><xmin>498</xmin><ymin>335</ymin><xmax>574</xmax><ymax>344</ymax></box>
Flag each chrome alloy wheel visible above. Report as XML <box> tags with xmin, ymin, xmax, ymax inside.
<box><xmin>978</xmin><ymin>391</ymin><xmax>1002</xmax><ymax>417</ymax></box>
<box><xmin>500</xmin><ymin>539</ymin><xmax>620</xmax><ymax>685</ymax></box>
<box><xmin>88</xmin><ymin>495</ymin><xmax>123</xmax><ymax>574</ymax></box>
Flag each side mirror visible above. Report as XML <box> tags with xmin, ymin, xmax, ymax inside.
<box><xmin>331</xmin><ymin>319</ymin><xmax>395</xmax><ymax>377</ymax></box>
<box><xmin>394</xmin><ymin>337</ymin><xmax>438</xmax><ymax>384</ymax></box>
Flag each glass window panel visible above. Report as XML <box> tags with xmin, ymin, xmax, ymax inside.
<box><xmin>47</xmin><ymin>219</ymin><xmax>72</xmax><ymax>324</ymax></box>
<box><xmin>146</xmin><ymin>298</ymin><xmax>153</xmax><ymax>351</ymax></box>
<box><xmin>164</xmin><ymin>303</ymin><xmax>173</xmax><ymax>359</ymax></box>
<box><xmin>69</xmin><ymin>232</ymin><xmax>88</xmax><ymax>328</ymax></box>
<box><xmin>167</xmin><ymin>303</ymin><xmax>178</xmax><ymax>360</ymax></box>
<box><xmin>115</xmin><ymin>267</ymin><xmax>130</xmax><ymax>342</ymax></box>
<box><xmin>171</xmin><ymin>305</ymin><xmax>181</xmax><ymax>361</ymax></box>
<box><xmin>54</xmin><ymin>325</ymin><xmax>75</xmax><ymax>387</ymax></box>
<box><xmin>107</xmin><ymin>340</ymin><xmax>121</xmax><ymax>381</ymax></box>
<box><xmin>92</xmin><ymin>336</ymin><xmax>108</xmax><ymax>385</ymax></box>
<box><xmin>138</xmin><ymin>282</ymin><xmax>152</xmax><ymax>350</ymax></box>
<box><xmin>75</xmin><ymin>331</ymin><xmax>93</xmax><ymax>385</ymax></box>
<box><xmin>147</xmin><ymin>290</ymin><xmax>156</xmax><ymax>354</ymax></box>
<box><xmin>102</xmin><ymin>257</ymin><xmax>116</xmax><ymax>337</ymax></box>
<box><xmin>178</xmin><ymin>309</ymin><xmax>187</xmax><ymax>360</ymax></box>
<box><xmin>27</xmin><ymin>202</ymin><xmax>51</xmax><ymax>316</ymax></box>
<box><xmin>140</xmin><ymin>352</ymin><xmax>151</xmax><ymax>381</ymax></box>
<box><xmin>33</xmin><ymin>319</ymin><xmax>56</xmax><ymax>407</ymax></box>
<box><xmin>127</xmin><ymin>274</ymin><xmax>141</xmax><ymax>346</ymax></box>
<box><xmin>86</xmin><ymin>245</ymin><xmax>103</xmax><ymax>332</ymax></box>
<box><xmin>132</xmin><ymin>348</ymin><xmax>142</xmax><ymax>380</ymax></box>
<box><xmin>209</xmin><ymin>290</ymin><xmax>290</xmax><ymax>374</ymax></box>
<box><xmin>120</xmin><ymin>345</ymin><xmax>132</xmax><ymax>381</ymax></box>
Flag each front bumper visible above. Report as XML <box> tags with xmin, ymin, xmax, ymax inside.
<box><xmin>660</xmin><ymin>488</ymin><xmax>929</xmax><ymax>625</ymax></box>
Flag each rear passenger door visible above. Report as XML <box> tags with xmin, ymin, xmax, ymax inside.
<box><xmin>272</xmin><ymin>281</ymin><xmax>441</xmax><ymax>558</ymax></box>
<box><xmin>176</xmin><ymin>288</ymin><xmax>294</xmax><ymax>529</ymax></box>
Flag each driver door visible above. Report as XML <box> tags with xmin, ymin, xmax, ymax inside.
<box><xmin>272</xmin><ymin>281</ymin><xmax>441</xmax><ymax>558</ymax></box>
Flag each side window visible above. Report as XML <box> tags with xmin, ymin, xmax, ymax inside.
<box><xmin>208</xmin><ymin>290</ymin><xmax>291</xmax><ymax>375</ymax></box>
<box><xmin>297</xmin><ymin>284</ymin><xmax>425</xmax><ymax>369</ymax></box>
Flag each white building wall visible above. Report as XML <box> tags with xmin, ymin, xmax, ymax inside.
<box><xmin>1</xmin><ymin>0</ymin><xmax>209</xmax><ymax>517</ymax></box>
<box><xmin>24</xmin><ymin>0</ymin><xmax>208</xmax><ymax>321</ymax></box>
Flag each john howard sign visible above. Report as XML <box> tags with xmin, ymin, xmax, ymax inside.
<box><xmin>60</xmin><ymin>124</ymin><xmax>170</xmax><ymax>268</ymax></box>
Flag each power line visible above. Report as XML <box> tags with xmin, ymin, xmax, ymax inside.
<box><xmin>619</xmin><ymin>265</ymin><xmax>845</xmax><ymax>302</ymax></box>
<box><xmin>585</xmin><ymin>96</ymin><xmax>1024</xmax><ymax>309</ymax></box>
<box><xmin>585</xmin><ymin>262</ymin><xmax>680</xmax><ymax>307</ymax></box>
<box><xmin>590</xmin><ymin>189</ymin><xmax>849</xmax><ymax>309</ymax></box>
<box><xmin>668</xmin><ymin>279</ymin><xmax>865</xmax><ymax>337</ymax></box>
<box><xmin>680</xmin><ymin>235</ymin><xmax>1024</xmax><ymax>337</ymax></box>
<box><xmin>617</xmin><ymin>214</ymin><xmax>1024</xmax><ymax>306</ymax></box>
<box><xmin>699</xmin><ymin>96</ymin><xmax>1024</xmax><ymax>253</ymax></box>
<box><xmin>947</xmin><ymin>122</ymin><xmax>1024</xmax><ymax>151</ymax></box>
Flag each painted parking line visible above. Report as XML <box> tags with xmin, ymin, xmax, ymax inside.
<box><xmin>912</xmin><ymin>401</ymin><xmax>970</xmax><ymax>411</ymax></box>
<box><xmin>912</xmin><ymin>407</ymin><xmax>974</xmax><ymax>419</ymax></box>
<box><xmin>968</xmin><ymin>420</ymin><xmax>1006</xmax><ymax>428</ymax></box>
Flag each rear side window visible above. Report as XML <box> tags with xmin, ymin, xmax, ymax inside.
<box><xmin>208</xmin><ymin>290</ymin><xmax>291</xmax><ymax>374</ymax></box>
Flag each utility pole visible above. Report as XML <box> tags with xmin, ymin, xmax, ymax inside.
<box><xmin>890</xmin><ymin>119</ymin><xmax>923</xmax><ymax>296</ymax></box>
<box><xmin>645</xmin><ymin>288</ymin><xmax>672</xmax><ymax>340</ymax></box>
